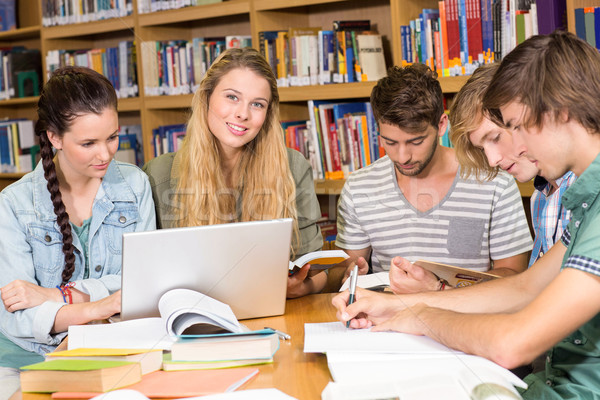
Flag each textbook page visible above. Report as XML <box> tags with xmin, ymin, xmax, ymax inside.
<box><xmin>159</xmin><ymin>288</ymin><xmax>243</xmax><ymax>336</ymax></box>
<box><xmin>339</xmin><ymin>271</ymin><xmax>389</xmax><ymax>291</ymax></box>
<box><xmin>304</xmin><ymin>322</ymin><xmax>459</xmax><ymax>354</ymax></box>
<box><xmin>68</xmin><ymin>318</ymin><xmax>175</xmax><ymax>350</ymax></box>
<box><xmin>326</xmin><ymin>352</ymin><xmax>526</xmax><ymax>396</ymax></box>
<box><xmin>321</xmin><ymin>375</ymin><xmax>468</xmax><ymax>400</ymax></box>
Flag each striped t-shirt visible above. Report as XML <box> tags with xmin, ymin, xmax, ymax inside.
<box><xmin>336</xmin><ymin>156</ymin><xmax>533</xmax><ymax>273</ymax></box>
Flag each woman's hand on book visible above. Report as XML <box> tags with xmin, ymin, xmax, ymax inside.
<box><xmin>1</xmin><ymin>279</ymin><xmax>63</xmax><ymax>312</ymax></box>
<box><xmin>389</xmin><ymin>257</ymin><xmax>440</xmax><ymax>294</ymax></box>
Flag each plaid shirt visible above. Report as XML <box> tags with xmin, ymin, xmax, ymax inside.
<box><xmin>528</xmin><ymin>171</ymin><xmax>577</xmax><ymax>267</ymax></box>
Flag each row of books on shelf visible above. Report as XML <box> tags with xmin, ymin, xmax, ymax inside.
<box><xmin>400</xmin><ymin>0</ymin><xmax>567</xmax><ymax>76</ymax></box>
<box><xmin>46</xmin><ymin>41</ymin><xmax>138</xmax><ymax>99</ymax></box>
<box><xmin>0</xmin><ymin>48</ymin><xmax>42</xmax><ymax>100</ymax></box>
<box><xmin>0</xmin><ymin>121</ymin><xmax>143</xmax><ymax>174</ymax></box>
<box><xmin>115</xmin><ymin>124</ymin><xmax>144</xmax><ymax>167</ymax></box>
<box><xmin>301</xmin><ymin>100</ymin><xmax>383</xmax><ymax>180</ymax></box>
<box><xmin>137</xmin><ymin>0</ymin><xmax>221</xmax><ymax>14</ymax></box>
<box><xmin>296</xmin><ymin>100</ymin><xmax>453</xmax><ymax>180</ymax></box>
<box><xmin>141</xmin><ymin>36</ymin><xmax>251</xmax><ymax>97</ymax></box>
<box><xmin>152</xmin><ymin>123</ymin><xmax>186</xmax><ymax>157</ymax></box>
<box><xmin>0</xmin><ymin>0</ymin><xmax>15</xmax><ymax>31</ymax></box>
<box><xmin>574</xmin><ymin>7</ymin><xmax>600</xmax><ymax>50</ymax></box>
<box><xmin>41</xmin><ymin>0</ymin><xmax>133</xmax><ymax>27</ymax></box>
<box><xmin>0</xmin><ymin>119</ymin><xmax>38</xmax><ymax>173</ymax></box>
<box><xmin>259</xmin><ymin>20</ymin><xmax>386</xmax><ymax>88</ymax></box>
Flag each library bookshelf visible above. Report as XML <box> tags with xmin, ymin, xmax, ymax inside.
<box><xmin>0</xmin><ymin>0</ymin><xmax>535</xmax><ymax>201</ymax></box>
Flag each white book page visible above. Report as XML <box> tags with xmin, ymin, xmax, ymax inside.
<box><xmin>304</xmin><ymin>322</ymin><xmax>459</xmax><ymax>354</ymax></box>
<box><xmin>322</xmin><ymin>375</ymin><xmax>468</xmax><ymax>400</ymax></box>
<box><xmin>326</xmin><ymin>352</ymin><xmax>526</xmax><ymax>393</ymax></box>
<box><xmin>68</xmin><ymin>318</ymin><xmax>175</xmax><ymax>350</ymax></box>
<box><xmin>339</xmin><ymin>271</ymin><xmax>389</xmax><ymax>291</ymax></box>
<box><xmin>158</xmin><ymin>288</ymin><xmax>243</xmax><ymax>336</ymax></box>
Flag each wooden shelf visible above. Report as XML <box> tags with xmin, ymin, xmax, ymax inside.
<box><xmin>0</xmin><ymin>96</ymin><xmax>39</xmax><ymax>106</ymax></box>
<box><xmin>0</xmin><ymin>26</ymin><xmax>41</xmax><ymax>40</ymax></box>
<box><xmin>117</xmin><ymin>97</ymin><xmax>142</xmax><ymax>112</ymax></box>
<box><xmin>43</xmin><ymin>16</ymin><xmax>135</xmax><ymax>39</ymax></box>
<box><xmin>253</xmin><ymin>0</ymin><xmax>345</xmax><ymax>11</ymax></box>
<box><xmin>144</xmin><ymin>94</ymin><xmax>194</xmax><ymax>110</ymax></box>
<box><xmin>138</xmin><ymin>0</ymin><xmax>250</xmax><ymax>26</ymax></box>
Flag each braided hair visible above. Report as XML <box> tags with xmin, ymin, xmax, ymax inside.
<box><xmin>35</xmin><ymin>66</ymin><xmax>117</xmax><ymax>285</ymax></box>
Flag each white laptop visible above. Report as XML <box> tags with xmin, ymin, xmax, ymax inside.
<box><xmin>120</xmin><ymin>218</ymin><xmax>292</xmax><ymax>321</ymax></box>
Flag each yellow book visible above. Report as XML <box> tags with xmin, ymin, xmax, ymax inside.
<box><xmin>45</xmin><ymin>348</ymin><xmax>162</xmax><ymax>375</ymax></box>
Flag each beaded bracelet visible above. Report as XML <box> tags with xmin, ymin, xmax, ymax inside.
<box><xmin>57</xmin><ymin>282</ymin><xmax>76</xmax><ymax>304</ymax></box>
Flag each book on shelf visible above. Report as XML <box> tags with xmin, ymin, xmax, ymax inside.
<box><xmin>289</xmin><ymin>249</ymin><xmax>349</xmax><ymax>271</ymax></box>
<box><xmin>68</xmin><ymin>289</ymin><xmax>275</xmax><ymax>350</ymax></box>
<box><xmin>20</xmin><ymin>359</ymin><xmax>142</xmax><ymax>393</ymax></box>
<box><xmin>161</xmin><ymin>352</ymin><xmax>273</xmax><ymax>371</ymax></box>
<box><xmin>50</xmin><ymin>368</ymin><xmax>260</xmax><ymax>399</ymax></box>
<box><xmin>0</xmin><ymin>119</ymin><xmax>37</xmax><ymax>173</ymax></box>
<box><xmin>42</xmin><ymin>0</ymin><xmax>133</xmax><ymax>26</ymax></box>
<box><xmin>356</xmin><ymin>34</ymin><xmax>386</xmax><ymax>82</ymax></box>
<box><xmin>0</xmin><ymin>0</ymin><xmax>16</xmax><ymax>31</ymax></box>
<box><xmin>45</xmin><ymin>348</ymin><xmax>162</xmax><ymax>375</ymax></box>
<box><xmin>116</xmin><ymin>125</ymin><xmax>143</xmax><ymax>167</ymax></box>
<box><xmin>46</xmin><ymin>41</ymin><xmax>138</xmax><ymax>99</ymax></box>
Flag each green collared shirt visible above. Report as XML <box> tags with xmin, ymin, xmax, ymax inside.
<box><xmin>142</xmin><ymin>148</ymin><xmax>323</xmax><ymax>258</ymax></box>
<box><xmin>522</xmin><ymin>153</ymin><xmax>600</xmax><ymax>399</ymax></box>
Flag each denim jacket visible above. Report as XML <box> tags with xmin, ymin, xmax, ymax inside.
<box><xmin>0</xmin><ymin>160</ymin><xmax>156</xmax><ymax>356</ymax></box>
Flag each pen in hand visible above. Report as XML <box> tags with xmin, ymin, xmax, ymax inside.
<box><xmin>346</xmin><ymin>263</ymin><xmax>359</xmax><ymax>328</ymax></box>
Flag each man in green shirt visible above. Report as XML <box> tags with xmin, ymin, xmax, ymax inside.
<box><xmin>332</xmin><ymin>31</ymin><xmax>600</xmax><ymax>399</ymax></box>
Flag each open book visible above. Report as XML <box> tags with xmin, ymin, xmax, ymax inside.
<box><xmin>339</xmin><ymin>260</ymin><xmax>499</xmax><ymax>291</ymax></box>
<box><xmin>413</xmin><ymin>260</ymin><xmax>499</xmax><ymax>287</ymax></box>
<box><xmin>307</xmin><ymin>323</ymin><xmax>526</xmax><ymax>399</ymax></box>
<box><xmin>289</xmin><ymin>250</ymin><xmax>348</xmax><ymax>271</ymax></box>
<box><xmin>68</xmin><ymin>289</ymin><xmax>272</xmax><ymax>350</ymax></box>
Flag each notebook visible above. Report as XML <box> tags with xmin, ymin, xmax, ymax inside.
<box><xmin>120</xmin><ymin>219</ymin><xmax>292</xmax><ymax>321</ymax></box>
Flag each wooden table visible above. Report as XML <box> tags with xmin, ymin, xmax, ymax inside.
<box><xmin>13</xmin><ymin>293</ymin><xmax>339</xmax><ymax>400</ymax></box>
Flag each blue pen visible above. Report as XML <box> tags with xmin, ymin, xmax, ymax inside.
<box><xmin>346</xmin><ymin>263</ymin><xmax>359</xmax><ymax>328</ymax></box>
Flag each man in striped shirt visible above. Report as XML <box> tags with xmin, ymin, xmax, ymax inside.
<box><xmin>334</xmin><ymin>64</ymin><xmax>532</xmax><ymax>293</ymax></box>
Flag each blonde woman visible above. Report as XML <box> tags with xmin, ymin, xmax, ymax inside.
<box><xmin>143</xmin><ymin>48</ymin><xmax>324</xmax><ymax>298</ymax></box>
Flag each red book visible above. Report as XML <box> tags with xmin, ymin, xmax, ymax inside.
<box><xmin>466</xmin><ymin>0</ymin><xmax>483</xmax><ymax>60</ymax></box>
<box><xmin>445</xmin><ymin>0</ymin><xmax>461</xmax><ymax>61</ymax></box>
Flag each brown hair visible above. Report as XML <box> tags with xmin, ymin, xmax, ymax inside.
<box><xmin>484</xmin><ymin>31</ymin><xmax>600</xmax><ymax>134</ymax></box>
<box><xmin>449</xmin><ymin>63</ymin><xmax>499</xmax><ymax>180</ymax></box>
<box><xmin>370</xmin><ymin>63</ymin><xmax>444</xmax><ymax>133</ymax></box>
<box><xmin>35</xmin><ymin>66</ymin><xmax>118</xmax><ymax>285</ymax></box>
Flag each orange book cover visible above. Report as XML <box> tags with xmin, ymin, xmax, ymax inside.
<box><xmin>51</xmin><ymin>368</ymin><xmax>259</xmax><ymax>399</ymax></box>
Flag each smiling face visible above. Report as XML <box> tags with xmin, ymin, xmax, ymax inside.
<box><xmin>207</xmin><ymin>68</ymin><xmax>271</xmax><ymax>158</ymax></box>
<box><xmin>48</xmin><ymin>108</ymin><xmax>119</xmax><ymax>181</ymax></box>
<box><xmin>380</xmin><ymin>114</ymin><xmax>446</xmax><ymax>177</ymax></box>
<box><xmin>468</xmin><ymin>116</ymin><xmax>539</xmax><ymax>182</ymax></box>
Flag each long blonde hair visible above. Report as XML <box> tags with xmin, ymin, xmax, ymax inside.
<box><xmin>175</xmin><ymin>48</ymin><xmax>298</xmax><ymax>238</ymax></box>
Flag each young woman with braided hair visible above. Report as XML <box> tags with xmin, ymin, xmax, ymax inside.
<box><xmin>0</xmin><ymin>66</ymin><xmax>155</xmax><ymax>398</ymax></box>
